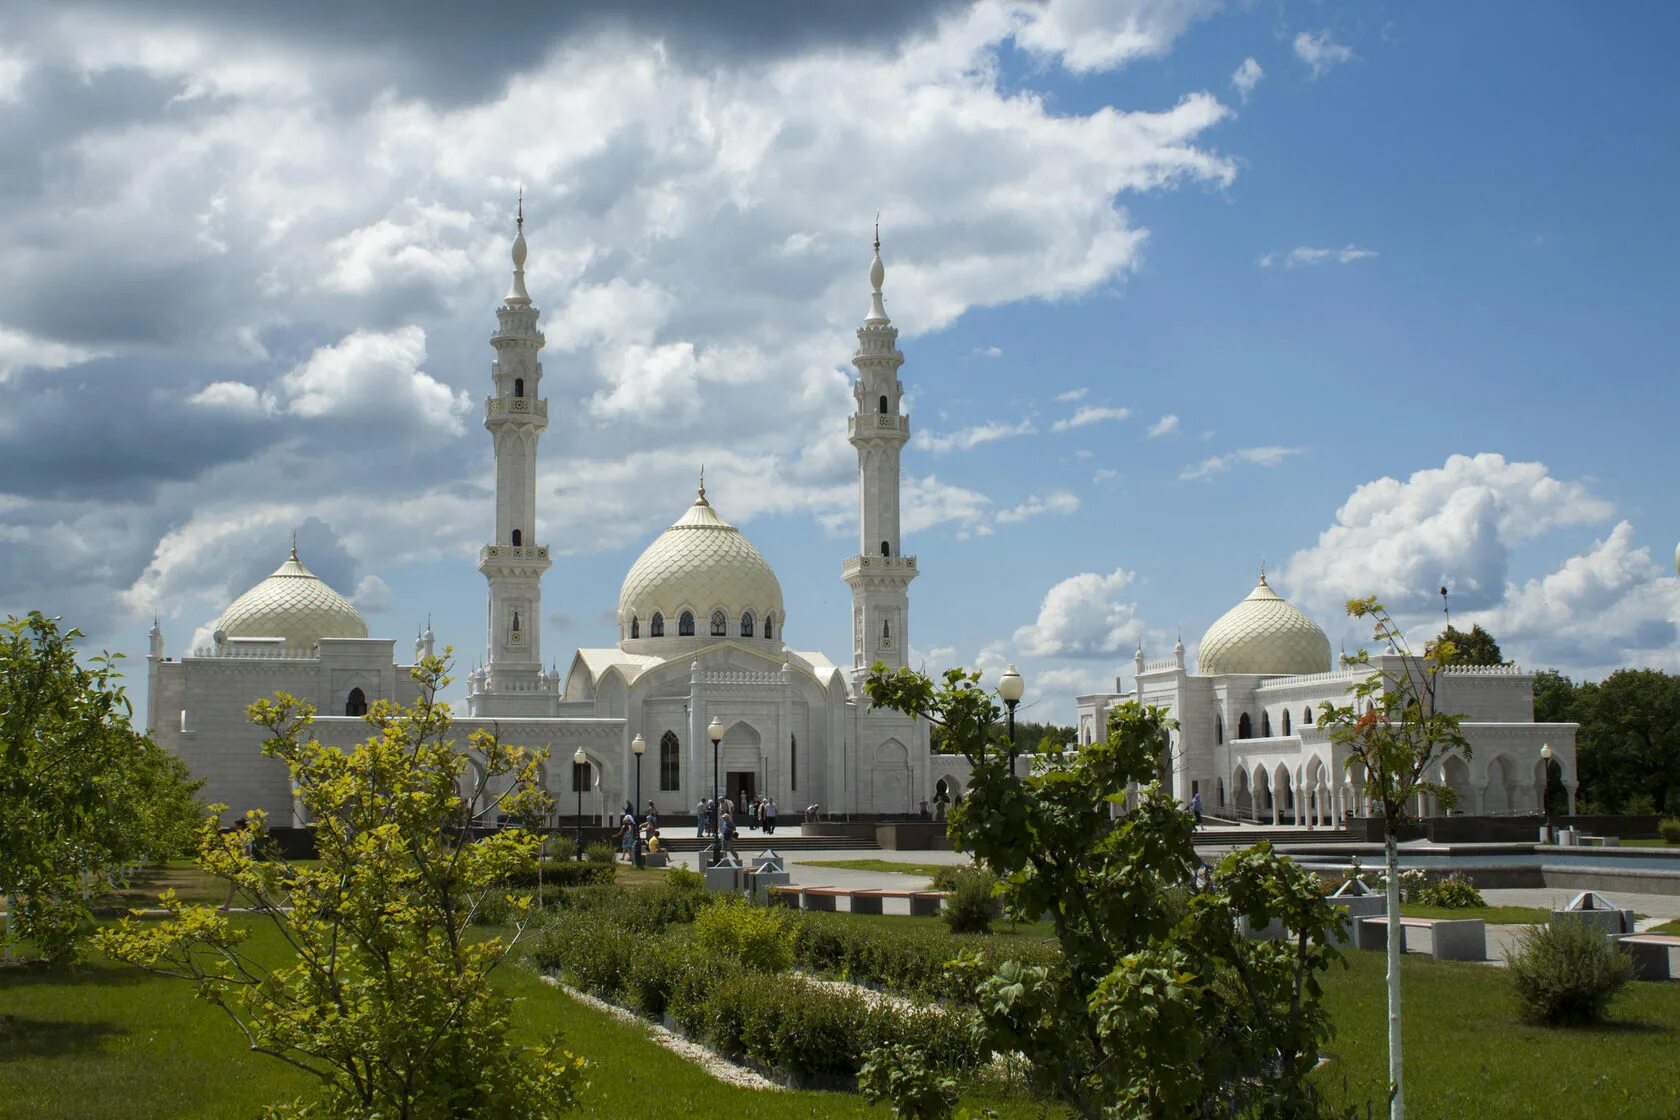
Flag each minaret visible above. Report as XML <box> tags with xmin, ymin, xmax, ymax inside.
<box><xmin>842</xmin><ymin>223</ymin><xmax>917</xmax><ymax>682</ymax></box>
<box><xmin>474</xmin><ymin>194</ymin><xmax>552</xmax><ymax>708</ymax></box>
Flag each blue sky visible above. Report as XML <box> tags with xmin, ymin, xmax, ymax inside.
<box><xmin>1</xmin><ymin>1</ymin><xmax>1676</xmax><ymax>726</ymax></box>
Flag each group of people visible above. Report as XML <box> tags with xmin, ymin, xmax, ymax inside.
<box><xmin>616</xmin><ymin>801</ymin><xmax>664</xmax><ymax>860</ymax></box>
<box><xmin>693</xmin><ymin>793</ymin><xmax>779</xmax><ymax>839</ymax></box>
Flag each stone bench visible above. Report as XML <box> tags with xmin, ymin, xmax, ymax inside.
<box><xmin>800</xmin><ymin>886</ymin><xmax>848</xmax><ymax>912</ymax></box>
<box><xmin>641</xmin><ymin>851</ymin><xmax>669</xmax><ymax>868</ymax></box>
<box><xmin>767</xmin><ymin>885</ymin><xmax>802</xmax><ymax>909</ymax></box>
<box><xmin>1616</xmin><ymin>934</ymin><xmax>1680</xmax><ymax>980</ymax></box>
<box><xmin>1358</xmin><ymin>915</ymin><xmax>1486</xmax><ymax>961</ymax></box>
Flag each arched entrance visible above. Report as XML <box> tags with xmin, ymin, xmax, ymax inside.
<box><xmin>720</xmin><ymin>721</ymin><xmax>762</xmax><ymax>812</ymax></box>
<box><xmin>872</xmin><ymin>738</ymin><xmax>910</xmax><ymax>814</ymax></box>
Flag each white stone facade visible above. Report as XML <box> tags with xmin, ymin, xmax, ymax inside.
<box><xmin>146</xmin><ymin>214</ymin><xmax>930</xmax><ymax>824</ymax></box>
<box><xmin>1075</xmin><ymin>580</ymin><xmax>1579</xmax><ymax>826</ymax></box>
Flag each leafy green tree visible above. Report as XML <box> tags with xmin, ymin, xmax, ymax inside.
<box><xmin>1574</xmin><ymin>670</ymin><xmax>1680</xmax><ymax>813</ymax></box>
<box><xmin>95</xmin><ymin>656</ymin><xmax>585</xmax><ymax>1120</ymax></box>
<box><xmin>1436</xmin><ymin>623</ymin><xmax>1505</xmax><ymax>666</ymax></box>
<box><xmin>930</xmin><ymin>717</ymin><xmax>1075</xmax><ymax>756</ymax></box>
<box><xmin>868</xmin><ymin>665</ymin><xmax>1346</xmax><ymax>1119</ymax></box>
<box><xmin>0</xmin><ymin>612</ymin><xmax>203</xmax><ymax>961</ymax></box>
<box><xmin>1316</xmin><ymin>601</ymin><xmax>1468</xmax><ymax>1120</ymax></box>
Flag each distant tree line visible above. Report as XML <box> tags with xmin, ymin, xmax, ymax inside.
<box><xmin>931</xmin><ymin>716</ymin><xmax>1076</xmax><ymax>755</ymax></box>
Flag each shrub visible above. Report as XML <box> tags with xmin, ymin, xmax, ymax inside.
<box><xmin>1623</xmin><ymin>792</ymin><xmax>1657</xmax><ymax>816</ymax></box>
<box><xmin>624</xmin><ymin>930</ymin><xmax>691</xmax><ymax>1017</ymax></box>
<box><xmin>693</xmin><ymin>897</ymin><xmax>793</xmax><ymax>973</ymax></box>
<box><xmin>1414</xmin><ymin>872</ymin><xmax>1485</xmax><ymax>910</ymax></box>
<box><xmin>1658</xmin><ymin>817</ymin><xmax>1680</xmax><ymax>845</ymax></box>
<box><xmin>584</xmin><ymin>840</ymin><xmax>618</xmax><ymax>864</ymax></box>
<box><xmin>505</xmin><ymin>860</ymin><xmax>616</xmax><ymax>889</ymax></box>
<box><xmin>941</xmin><ymin>867</ymin><xmax>999</xmax><ymax>934</ymax></box>
<box><xmin>788</xmin><ymin>910</ymin><xmax>1057</xmax><ymax>1004</ymax></box>
<box><xmin>1509</xmin><ymin>918</ymin><xmax>1635</xmax><ymax>1025</ymax></box>
<box><xmin>928</xmin><ymin>864</ymin><xmax>976</xmax><ymax>892</ymax></box>
<box><xmin>528</xmin><ymin>909</ymin><xmax>644</xmax><ymax>1000</ymax></box>
<box><xmin>860</xmin><ymin>1042</ymin><xmax>958</xmax><ymax>1120</ymax></box>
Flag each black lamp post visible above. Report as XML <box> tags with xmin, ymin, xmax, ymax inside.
<box><xmin>998</xmin><ymin>664</ymin><xmax>1024</xmax><ymax>772</ymax></box>
<box><xmin>1540</xmin><ymin>742</ymin><xmax>1553</xmax><ymax>843</ymax></box>
<box><xmin>631</xmin><ymin>733</ymin><xmax>646</xmax><ymax>869</ymax></box>
<box><xmin>573</xmin><ymin>745</ymin><xmax>587</xmax><ymax>859</ymax></box>
<box><xmin>708</xmin><ymin>716</ymin><xmax>725</xmax><ymax>866</ymax></box>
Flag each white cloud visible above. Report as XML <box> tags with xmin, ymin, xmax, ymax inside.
<box><xmin>1093</xmin><ymin>467</ymin><xmax>1118</xmax><ymax>483</ymax></box>
<box><xmin>996</xmin><ymin>490</ymin><xmax>1079</xmax><ymax>524</ymax></box>
<box><xmin>322</xmin><ymin>200</ymin><xmax>476</xmax><ymax>294</ymax></box>
<box><xmin>0</xmin><ymin>46</ymin><xmax>30</xmax><ymax>102</ymax></box>
<box><xmin>1014</xmin><ymin>0</ymin><xmax>1220</xmax><ymax>73</ymax></box>
<box><xmin>1260</xmin><ymin>244</ymin><xmax>1377</xmax><ymax>268</ymax></box>
<box><xmin>279</xmin><ymin>327</ymin><xmax>470</xmax><ymax>433</ymax></box>
<box><xmin>1293</xmin><ymin>29</ymin><xmax>1354</xmax><ymax>77</ymax></box>
<box><xmin>1466</xmin><ymin>521</ymin><xmax>1680</xmax><ymax>673</ymax></box>
<box><xmin>0</xmin><ymin>324</ymin><xmax>108</xmax><ymax>383</ymax></box>
<box><xmin>1011</xmin><ymin>568</ymin><xmax>1148</xmax><ymax>657</ymax></box>
<box><xmin>1280</xmin><ymin>453</ymin><xmax>1614</xmax><ymax>618</ymax></box>
<box><xmin>1146</xmin><ymin>413</ymin><xmax>1179</xmax><ymax>438</ymax></box>
<box><xmin>187</xmin><ymin>380</ymin><xmax>275</xmax><ymax>417</ymax></box>
<box><xmin>972</xmin><ymin>344</ymin><xmax>1002</xmax><ymax>358</ymax></box>
<box><xmin>1230</xmin><ymin>57</ymin><xmax>1263</xmax><ymax>101</ymax></box>
<box><xmin>352</xmin><ymin>573</ymin><xmax>393</xmax><ymax>614</ymax></box>
<box><xmin>1051</xmin><ymin>405</ymin><xmax>1130</xmax><ymax>431</ymax></box>
<box><xmin>1179</xmin><ymin>445</ymin><xmax>1300</xmax><ymax>480</ymax></box>
<box><xmin>914</xmin><ymin>418</ymin><xmax>1035</xmax><ymax>454</ymax></box>
<box><xmin>1055</xmin><ymin>387</ymin><xmax>1089</xmax><ymax>403</ymax></box>
<box><xmin>902</xmin><ymin>475</ymin><xmax>992</xmax><ymax>535</ymax></box>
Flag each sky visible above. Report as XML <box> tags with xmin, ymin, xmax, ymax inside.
<box><xmin>2</xmin><ymin>0</ymin><xmax>1677</xmax><ymax>728</ymax></box>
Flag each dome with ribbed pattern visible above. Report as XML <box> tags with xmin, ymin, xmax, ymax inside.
<box><xmin>1197</xmin><ymin>575</ymin><xmax>1329</xmax><ymax>677</ymax></box>
<box><xmin>215</xmin><ymin>549</ymin><xmax>368</xmax><ymax>653</ymax></box>
<box><xmin>617</xmin><ymin>489</ymin><xmax>784</xmax><ymax>643</ymax></box>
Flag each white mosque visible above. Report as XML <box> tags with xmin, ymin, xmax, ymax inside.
<box><xmin>1075</xmin><ymin>573</ymin><xmax>1580</xmax><ymax>826</ymax></box>
<box><xmin>146</xmin><ymin>211</ymin><xmax>931</xmax><ymax>826</ymax></box>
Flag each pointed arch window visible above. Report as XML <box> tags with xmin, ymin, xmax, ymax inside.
<box><xmin>880</xmin><ymin>540</ymin><xmax>890</xmax><ymax>556</ymax></box>
<box><xmin>346</xmin><ymin>688</ymin><xmax>367</xmax><ymax>717</ymax></box>
<box><xmin>1282</xmin><ymin>709</ymin><xmax>1292</xmax><ymax>736</ymax></box>
<box><xmin>878</xmin><ymin>395</ymin><xmax>888</xmax><ymax>414</ymax></box>
<box><xmin>659</xmin><ymin>731</ymin><xmax>680</xmax><ymax>791</ymax></box>
<box><xmin>790</xmin><ymin>732</ymin><xmax>798</xmax><ymax>791</ymax></box>
<box><xmin>1261</xmin><ymin>711</ymin><xmax>1272</xmax><ymax>737</ymax></box>
<box><xmin>710</xmin><ymin>609</ymin><xmax>726</xmax><ymax>637</ymax></box>
<box><xmin>513</xmin><ymin>377</ymin><xmax>524</xmax><ymax>398</ymax></box>
<box><xmin>763</xmin><ymin>613</ymin><xmax>774</xmax><ymax>640</ymax></box>
<box><xmin>1238</xmin><ymin>712</ymin><xmax>1252</xmax><ymax>740</ymax></box>
<box><xmin>679</xmin><ymin>611</ymin><xmax>695</xmax><ymax>637</ymax></box>
<box><xmin>650</xmin><ymin>612</ymin><xmax>664</xmax><ymax>638</ymax></box>
<box><xmin>630</xmin><ymin>615</ymin><xmax>639</xmax><ymax>639</ymax></box>
<box><xmin>510</xmin><ymin>529</ymin><xmax>522</xmax><ymax>546</ymax></box>
<box><xmin>740</xmin><ymin>611</ymin><xmax>755</xmax><ymax>638</ymax></box>
<box><xmin>1301</xmin><ymin>706</ymin><xmax>1312</xmax><ymax>726</ymax></box>
<box><xmin>1216</xmin><ymin>714</ymin><xmax>1223</xmax><ymax>744</ymax></box>
<box><xmin>882</xmin><ymin>618</ymin><xmax>891</xmax><ymax>641</ymax></box>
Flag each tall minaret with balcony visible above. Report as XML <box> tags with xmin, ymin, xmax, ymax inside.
<box><xmin>473</xmin><ymin>195</ymin><xmax>553</xmax><ymax>712</ymax></box>
<box><xmin>842</xmin><ymin>228</ymin><xmax>917</xmax><ymax>683</ymax></box>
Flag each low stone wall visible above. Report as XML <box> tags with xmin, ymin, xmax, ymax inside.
<box><xmin>800</xmin><ymin>820</ymin><xmax>877</xmax><ymax>839</ymax></box>
<box><xmin>875</xmin><ymin>821</ymin><xmax>952</xmax><ymax>851</ymax></box>
<box><xmin>1352</xmin><ymin>814</ymin><xmax>1660</xmax><ymax>843</ymax></box>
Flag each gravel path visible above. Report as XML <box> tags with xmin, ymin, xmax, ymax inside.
<box><xmin>538</xmin><ymin>975</ymin><xmax>786</xmax><ymax>1092</ymax></box>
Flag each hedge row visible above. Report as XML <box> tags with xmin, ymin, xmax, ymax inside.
<box><xmin>530</xmin><ymin>905</ymin><xmax>984</xmax><ymax>1082</ymax></box>
<box><xmin>787</xmin><ymin>910</ymin><xmax>1059</xmax><ymax>1004</ymax></box>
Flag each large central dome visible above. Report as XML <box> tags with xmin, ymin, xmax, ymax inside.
<box><xmin>617</xmin><ymin>486</ymin><xmax>785</xmax><ymax>646</ymax></box>
<box><xmin>1197</xmin><ymin>574</ymin><xmax>1330</xmax><ymax>677</ymax></box>
<box><xmin>215</xmin><ymin>548</ymin><xmax>368</xmax><ymax>654</ymax></box>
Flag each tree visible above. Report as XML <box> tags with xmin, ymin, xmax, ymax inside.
<box><xmin>867</xmin><ymin>665</ymin><xmax>1346</xmax><ymax>1119</ymax></box>
<box><xmin>95</xmin><ymin>656</ymin><xmax>586</xmax><ymax>1120</ymax></box>
<box><xmin>0</xmin><ymin>612</ymin><xmax>203</xmax><ymax>961</ymax></box>
<box><xmin>1573</xmin><ymin>670</ymin><xmax>1680</xmax><ymax>814</ymax></box>
<box><xmin>1315</xmin><ymin>601</ymin><xmax>1468</xmax><ymax>1120</ymax></box>
<box><xmin>930</xmin><ymin>717</ymin><xmax>1075</xmax><ymax>756</ymax></box>
<box><xmin>1436</xmin><ymin>623</ymin><xmax>1504</xmax><ymax>667</ymax></box>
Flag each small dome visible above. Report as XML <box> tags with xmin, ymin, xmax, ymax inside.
<box><xmin>618</xmin><ymin>488</ymin><xmax>784</xmax><ymax>643</ymax></box>
<box><xmin>216</xmin><ymin>549</ymin><xmax>368</xmax><ymax>654</ymax></box>
<box><xmin>1197</xmin><ymin>574</ymin><xmax>1329</xmax><ymax>677</ymax></box>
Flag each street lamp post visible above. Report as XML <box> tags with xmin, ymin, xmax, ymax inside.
<box><xmin>708</xmin><ymin>716</ymin><xmax>725</xmax><ymax>867</ymax></box>
<box><xmin>998</xmin><ymin>664</ymin><xmax>1024</xmax><ymax>772</ymax></box>
<box><xmin>573</xmin><ymin>746</ymin><xmax>587</xmax><ymax>859</ymax></box>
<box><xmin>1540</xmin><ymin>743</ymin><xmax>1553</xmax><ymax>843</ymax></box>
<box><xmin>631</xmin><ymin>734</ymin><xmax>646</xmax><ymax>869</ymax></box>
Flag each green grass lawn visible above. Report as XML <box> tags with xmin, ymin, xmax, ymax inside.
<box><xmin>1399</xmin><ymin>904</ymin><xmax>1550</xmax><ymax>924</ymax></box>
<box><xmin>0</xmin><ymin>919</ymin><xmax>1042</xmax><ymax>1120</ymax></box>
<box><xmin>1619</xmin><ymin>838</ymin><xmax>1678</xmax><ymax>848</ymax></box>
<box><xmin>1647</xmin><ymin>919</ymin><xmax>1680</xmax><ymax>936</ymax></box>
<box><xmin>795</xmin><ymin>858</ymin><xmax>967</xmax><ymax>878</ymax></box>
<box><xmin>1316</xmin><ymin>949</ymin><xmax>1680</xmax><ymax>1119</ymax></box>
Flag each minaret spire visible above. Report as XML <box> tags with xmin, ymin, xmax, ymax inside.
<box><xmin>843</xmin><ymin>222</ymin><xmax>915</xmax><ymax>682</ymax></box>
<box><xmin>474</xmin><ymin>193</ymin><xmax>553</xmax><ymax>717</ymax></box>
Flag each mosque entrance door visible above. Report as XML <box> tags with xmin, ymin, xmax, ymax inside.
<box><xmin>728</xmin><ymin>772</ymin><xmax>756</xmax><ymax>811</ymax></box>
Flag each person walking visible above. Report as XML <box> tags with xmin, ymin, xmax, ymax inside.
<box><xmin>748</xmin><ymin>798</ymin><xmax>759</xmax><ymax>832</ymax></box>
<box><xmin>918</xmin><ymin>795</ymin><xmax>930</xmax><ymax>820</ymax></box>
<box><xmin>1189</xmin><ymin>791</ymin><xmax>1203</xmax><ymax>826</ymax></box>
<box><xmin>721</xmin><ymin>812</ymin><xmax>740</xmax><ymax>861</ymax></box>
<box><xmin>765</xmin><ymin>797</ymin><xmax>777</xmax><ymax>835</ymax></box>
<box><xmin>695</xmin><ymin>798</ymin><xmax>707</xmax><ymax>837</ymax></box>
